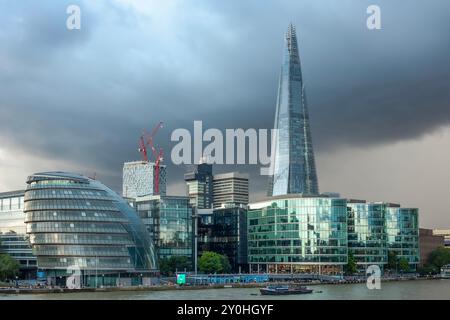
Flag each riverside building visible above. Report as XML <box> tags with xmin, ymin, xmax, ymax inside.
<box><xmin>0</xmin><ymin>190</ymin><xmax>37</xmax><ymax>278</ymax></box>
<box><xmin>135</xmin><ymin>195</ymin><xmax>193</xmax><ymax>262</ymax></box>
<box><xmin>248</xmin><ymin>195</ymin><xmax>348</xmax><ymax>275</ymax></box>
<box><xmin>25</xmin><ymin>172</ymin><xmax>158</xmax><ymax>287</ymax></box>
<box><xmin>347</xmin><ymin>200</ymin><xmax>388</xmax><ymax>270</ymax></box>
<box><xmin>248</xmin><ymin>195</ymin><xmax>420</xmax><ymax>274</ymax></box>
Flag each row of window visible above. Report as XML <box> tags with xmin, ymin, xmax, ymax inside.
<box><xmin>29</xmin><ymin>233</ymin><xmax>133</xmax><ymax>245</ymax></box>
<box><xmin>27</xmin><ymin>222</ymin><xmax>127</xmax><ymax>234</ymax></box>
<box><xmin>25</xmin><ymin>199</ymin><xmax>118</xmax><ymax>211</ymax></box>
<box><xmin>38</xmin><ymin>257</ymin><xmax>133</xmax><ymax>269</ymax></box>
<box><xmin>25</xmin><ymin>210</ymin><xmax>126</xmax><ymax>223</ymax></box>
<box><xmin>248</xmin><ymin>256</ymin><xmax>347</xmax><ymax>263</ymax></box>
<box><xmin>33</xmin><ymin>245</ymin><xmax>129</xmax><ymax>257</ymax></box>
<box><xmin>248</xmin><ymin>247</ymin><xmax>348</xmax><ymax>254</ymax></box>
<box><xmin>25</xmin><ymin>188</ymin><xmax>109</xmax><ymax>201</ymax></box>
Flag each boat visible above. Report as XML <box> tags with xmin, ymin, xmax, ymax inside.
<box><xmin>441</xmin><ymin>264</ymin><xmax>450</xmax><ymax>279</ymax></box>
<box><xmin>260</xmin><ymin>284</ymin><xmax>313</xmax><ymax>295</ymax></box>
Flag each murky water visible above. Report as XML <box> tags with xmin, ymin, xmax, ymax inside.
<box><xmin>1</xmin><ymin>279</ymin><xmax>449</xmax><ymax>300</ymax></box>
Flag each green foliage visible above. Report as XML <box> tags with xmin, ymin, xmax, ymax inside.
<box><xmin>429</xmin><ymin>247</ymin><xmax>450</xmax><ymax>270</ymax></box>
<box><xmin>387</xmin><ymin>251</ymin><xmax>398</xmax><ymax>270</ymax></box>
<box><xmin>398</xmin><ymin>258</ymin><xmax>410</xmax><ymax>273</ymax></box>
<box><xmin>198</xmin><ymin>251</ymin><xmax>231</xmax><ymax>274</ymax></box>
<box><xmin>0</xmin><ymin>254</ymin><xmax>21</xmax><ymax>281</ymax></box>
<box><xmin>344</xmin><ymin>251</ymin><xmax>358</xmax><ymax>275</ymax></box>
<box><xmin>417</xmin><ymin>264</ymin><xmax>438</xmax><ymax>275</ymax></box>
<box><xmin>158</xmin><ymin>256</ymin><xmax>192</xmax><ymax>276</ymax></box>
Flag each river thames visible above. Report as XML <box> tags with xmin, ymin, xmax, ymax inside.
<box><xmin>1</xmin><ymin>279</ymin><xmax>449</xmax><ymax>300</ymax></box>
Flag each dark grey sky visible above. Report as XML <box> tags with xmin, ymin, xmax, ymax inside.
<box><xmin>1</xmin><ymin>0</ymin><xmax>449</xmax><ymax>228</ymax></box>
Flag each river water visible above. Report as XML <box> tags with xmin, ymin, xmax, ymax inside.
<box><xmin>1</xmin><ymin>279</ymin><xmax>449</xmax><ymax>300</ymax></box>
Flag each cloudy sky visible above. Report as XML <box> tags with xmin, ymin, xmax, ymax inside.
<box><xmin>0</xmin><ymin>0</ymin><xmax>449</xmax><ymax>228</ymax></box>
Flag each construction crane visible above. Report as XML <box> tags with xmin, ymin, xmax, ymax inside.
<box><xmin>146</xmin><ymin>122</ymin><xmax>163</xmax><ymax>194</ymax></box>
<box><xmin>138</xmin><ymin>121</ymin><xmax>164</xmax><ymax>194</ymax></box>
<box><xmin>138</xmin><ymin>134</ymin><xmax>148</xmax><ymax>162</ymax></box>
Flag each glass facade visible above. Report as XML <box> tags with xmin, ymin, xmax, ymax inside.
<box><xmin>0</xmin><ymin>190</ymin><xmax>37</xmax><ymax>278</ymax></box>
<box><xmin>136</xmin><ymin>195</ymin><xmax>192</xmax><ymax>261</ymax></box>
<box><xmin>0</xmin><ymin>190</ymin><xmax>26</xmax><ymax>234</ymax></box>
<box><xmin>386</xmin><ymin>206</ymin><xmax>420</xmax><ymax>269</ymax></box>
<box><xmin>248</xmin><ymin>196</ymin><xmax>347</xmax><ymax>275</ymax></box>
<box><xmin>24</xmin><ymin>172</ymin><xmax>158</xmax><ymax>286</ymax></box>
<box><xmin>210</xmin><ymin>205</ymin><xmax>248</xmax><ymax>272</ymax></box>
<box><xmin>347</xmin><ymin>202</ymin><xmax>388</xmax><ymax>269</ymax></box>
<box><xmin>268</xmin><ymin>24</ymin><xmax>319</xmax><ymax>196</ymax></box>
<box><xmin>197</xmin><ymin>211</ymin><xmax>213</xmax><ymax>256</ymax></box>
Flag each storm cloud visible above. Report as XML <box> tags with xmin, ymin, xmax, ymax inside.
<box><xmin>0</xmin><ymin>0</ymin><xmax>449</xmax><ymax>227</ymax></box>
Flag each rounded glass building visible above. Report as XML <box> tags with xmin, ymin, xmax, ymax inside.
<box><xmin>24</xmin><ymin>172</ymin><xmax>158</xmax><ymax>287</ymax></box>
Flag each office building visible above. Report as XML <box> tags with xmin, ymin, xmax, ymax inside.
<box><xmin>0</xmin><ymin>190</ymin><xmax>26</xmax><ymax>234</ymax></box>
<box><xmin>248</xmin><ymin>195</ymin><xmax>348</xmax><ymax>275</ymax></box>
<box><xmin>213</xmin><ymin>172</ymin><xmax>249</xmax><ymax>209</ymax></box>
<box><xmin>184</xmin><ymin>163</ymin><xmax>213</xmax><ymax>209</ymax></box>
<box><xmin>347</xmin><ymin>201</ymin><xmax>388</xmax><ymax>270</ymax></box>
<box><xmin>419</xmin><ymin>228</ymin><xmax>445</xmax><ymax>267</ymax></box>
<box><xmin>25</xmin><ymin>172</ymin><xmax>158</xmax><ymax>287</ymax></box>
<box><xmin>123</xmin><ymin>161</ymin><xmax>166</xmax><ymax>198</ymax></box>
<box><xmin>267</xmin><ymin>24</ymin><xmax>319</xmax><ymax>196</ymax></box>
<box><xmin>0</xmin><ymin>190</ymin><xmax>37</xmax><ymax>278</ymax></box>
<box><xmin>386</xmin><ymin>205</ymin><xmax>420</xmax><ymax>270</ymax></box>
<box><xmin>248</xmin><ymin>195</ymin><xmax>420</xmax><ymax>274</ymax></box>
<box><xmin>196</xmin><ymin>209</ymin><xmax>213</xmax><ymax>256</ymax></box>
<box><xmin>135</xmin><ymin>195</ymin><xmax>193</xmax><ymax>262</ymax></box>
<box><xmin>210</xmin><ymin>205</ymin><xmax>248</xmax><ymax>272</ymax></box>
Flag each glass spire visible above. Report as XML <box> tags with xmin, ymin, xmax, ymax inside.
<box><xmin>268</xmin><ymin>24</ymin><xmax>319</xmax><ymax>196</ymax></box>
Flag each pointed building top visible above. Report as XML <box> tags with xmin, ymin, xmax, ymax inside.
<box><xmin>286</xmin><ymin>23</ymin><xmax>296</xmax><ymax>39</ymax></box>
<box><xmin>285</xmin><ymin>23</ymin><xmax>299</xmax><ymax>63</ymax></box>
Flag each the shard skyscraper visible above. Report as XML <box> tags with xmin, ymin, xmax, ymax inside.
<box><xmin>268</xmin><ymin>24</ymin><xmax>319</xmax><ymax>196</ymax></box>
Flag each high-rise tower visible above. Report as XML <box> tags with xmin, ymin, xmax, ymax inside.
<box><xmin>268</xmin><ymin>24</ymin><xmax>319</xmax><ymax>196</ymax></box>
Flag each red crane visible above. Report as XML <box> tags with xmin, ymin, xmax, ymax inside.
<box><xmin>138</xmin><ymin>134</ymin><xmax>148</xmax><ymax>162</ymax></box>
<box><xmin>138</xmin><ymin>122</ymin><xmax>164</xmax><ymax>194</ymax></box>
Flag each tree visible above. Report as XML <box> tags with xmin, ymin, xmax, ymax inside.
<box><xmin>387</xmin><ymin>251</ymin><xmax>398</xmax><ymax>271</ymax></box>
<box><xmin>417</xmin><ymin>264</ymin><xmax>438</xmax><ymax>275</ymax></box>
<box><xmin>398</xmin><ymin>258</ymin><xmax>410</xmax><ymax>273</ymax></box>
<box><xmin>344</xmin><ymin>251</ymin><xmax>358</xmax><ymax>275</ymax></box>
<box><xmin>158</xmin><ymin>256</ymin><xmax>192</xmax><ymax>276</ymax></box>
<box><xmin>0</xmin><ymin>254</ymin><xmax>21</xmax><ymax>281</ymax></box>
<box><xmin>198</xmin><ymin>251</ymin><xmax>231</xmax><ymax>274</ymax></box>
<box><xmin>429</xmin><ymin>246</ymin><xmax>450</xmax><ymax>270</ymax></box>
